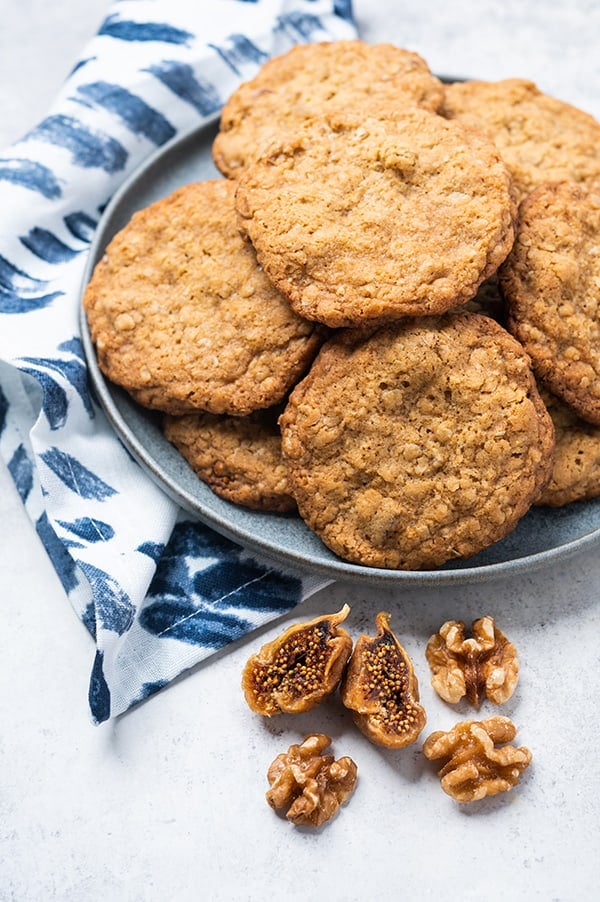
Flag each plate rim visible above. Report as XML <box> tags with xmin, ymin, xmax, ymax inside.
<box><xmin>79</xmin><ymin>113</ymin><xmax>600</xmax><ymax>588</ymax></box>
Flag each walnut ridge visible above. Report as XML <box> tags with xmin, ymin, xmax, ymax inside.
<box><xmin>422</xmin><ymin>715</ymin><xmax>532</xmax><ymax>802</ymax></box>
<box><xmin>266</xmin><ymin>733</ymin><xmax>358</xmax><ymax>827</ymax></box>
<box><xmin>425</xmin><ymin>616</ymin><xmax>519</xmax><ymax>706</ymax></box>
<box><xmin>341</xmin><ymin>611</ymin><xmax>426</xmax><ymax>748</ymax></box>
<box><xmin>241</xmin><ymin>605</ymin><xmax>353</xmax><ymax>715</ymax></box>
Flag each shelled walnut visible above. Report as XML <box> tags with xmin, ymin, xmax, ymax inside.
<box><xmin>242</xmin><ymin>605</ymin><xmax>353</xmax><ymax>715</ymax></box>
<box><xmin>266</xmin><ymin>733</ymin><xmax>358</xmax><ymax>827</ymax></box>
<box><xmin>341</xmin><ymin>611</ymin><xmax>426</xmax><ymax>748</ymax></box>
<box><xmin>422</xmin><ymin>715</ymin><xmax>532</xmax><ymax>802</ymax></box>
<box><xmin>425</xmin><ymin>616</ymin><xmax>519</xmax><ymax>706</ymax></box>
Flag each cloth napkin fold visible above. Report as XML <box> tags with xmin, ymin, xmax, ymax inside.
<box><xmin>0</xmin><ymin>0</ymin><xmax>356</xmax><ymax>722</ymax></box>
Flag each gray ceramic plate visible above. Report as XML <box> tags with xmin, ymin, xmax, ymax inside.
<box><xmin>79</xmin><ymin>112</ymin><xmax>600</xmax><ymax>586</ymax></box>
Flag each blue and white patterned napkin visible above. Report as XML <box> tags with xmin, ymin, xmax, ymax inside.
<box><xmin>0</xmin><ymin>0</ymin><xmax>356</xmax><ymax>722</ymax></box>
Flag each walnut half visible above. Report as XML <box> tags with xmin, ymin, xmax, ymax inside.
<box><xmin>266</xmin><ymin>734</ymin><xmax>358</xmax><ymax>827</ymax></box>
<box><xmin>422</xmin><ymin>715</ymin><xmax>532</xmax><ymax>803</ymax></box>
<box><xmin>425</xmin><ymin>616</ymin><xmax>519</xmax><ymax>706</ymax></box>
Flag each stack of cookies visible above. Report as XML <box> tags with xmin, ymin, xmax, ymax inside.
<box><xmin>83</xmin><ymin>40</ymin><xmax>600</xmax><ymax>571</ymax></box>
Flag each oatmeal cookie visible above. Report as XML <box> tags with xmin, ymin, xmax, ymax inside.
<box><xmin>536</xmin><ymin>388</ymin><xmax>600</xmax><ymax>507</ymax></box>
<box><xmin>212</xmin><ymin>40</ymin><xmax>444</xmax><ymax>178</ymax></box>
<box><xmin>501</xmin><ymin>180</ymin><xmax>600</xmax><ymax>425</ymax></box>
<box><xmin>163</xmin><ymin>407</ymin><xmax>296</xmax><ymax>513</ymax></box>
<box><xmin>236</xmin><ymin>110</ymin><xmax>515</xmax><ymax>327</ymax></box>
<box><xmin>442</xmin><ymin>78</ymin><xmax>600</xmax><ymax>203</ymax></box>
<box><xmin>279</xmin><ymin>312</ymin><xmax>554</xmax><ymax>570</ymax></box>
<box><xmin>83</xmin><ymin>179</ymin><xmax>324</xmax><ymax>415</ymax></box>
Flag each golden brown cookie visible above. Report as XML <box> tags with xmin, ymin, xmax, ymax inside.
<box><xmin>235</xmin><ymin>110</ymin><xmax>516</xmax><ymax>327</ymax></box>
<box><xmin>441</xmin><ymin>78</ymin><xmax>600</xmax><ymax>204</ymax></box>
<box><xmin>83</xmin><ymin>179</ymin><xmax>324</xmax><ymax>415</ymax></box>
<box><xmin>163</xmin><ymin>407</ymin><xmax>296</xmax><ymax>512</ymax></box>
<box><xmin>536</xmin><ymin>388</ymin><xmax>600</xmax><ymax>507</ymax></box>
<box><xmin>500</xmin><ymin>180</ymin><xmax>600</xmax><ymax>425</ymax></box>
<box><xmin>279</xmin><ymin>312</ymin><xmax>554</xmax><ymax>570</ymax></box>
<box><xmin>212</xmin><ymin>40</ymin><xmax>444</xmax><ymax>178</ymax></box>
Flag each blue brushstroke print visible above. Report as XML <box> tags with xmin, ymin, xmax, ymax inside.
<box><xmin>25</xmin><ymin>115</ymin><xmax>128</xmax><ymax>174</ymax></box>
<box><xmin>208</xmin><ymin>34</ymin><xmax>268</xmax><ymax>75</ymax></box>
<box><xmin>132</xmin><ymin>679</ymin><xmax>168</xmax><ymax>706</ymax></box>
<box><xmin>64</xmin><ymin>211</ymin><xmax>97</xmax><ymax>243</ymax></box>
<box><xmin>19</xmin><ymin>367</ymin><xmax>68</xmax><ymax>430</ymax></box>
<box><xmin>139</xmin><ymin>520</ymin><xmax>302</xmax><ymax>646</ymax></box>
<box><xmin>146</xmin><ymin>61</ymin><xmax>222</xmax><ymax>116</ymax></box>
<box><xmin>0</xmin><ymin>253</ymin><xmax>49</xmax><ymax>292</ymax></box>
<box><xmin>58</xmin><ymin>337</ymin><xmax>86</xmax><ymax>361</ymax></box>
<box><xmin>0</xmin><ymin>383</ymin><xmax>8</xmax><ymax>435</ymax></box>
<box><xmin>334</xmin><ymin>0</ymin><xmax>354</xmax><ymax>21</ymax></box>
<box><xmin>61</xmin><ymin>538</ymin><xmax>86</xmax><ymax>550</ymax></box>
<box><xmin>89</xmin><ymin>650</ymin><xmax>111</xmax><ymax>723</ymax></box>
<box><xmin>99</xmin><ymin>15</ymin><xmax>194</xmax><ymax>46</ymax></box>
<box><xmin>147</xmin><ymin>520</ymin><xmax>241</xmax><ymax>600</ymax></box>
<box><xmin>7</xmin><ymin>444</ymin><xmax>34</xmax><ymax>502</ymax></box>
<box><xmin>0</xmin><ymin>287</ymin><xmax>61</xmax><ymax>314</ymax></box>
<box><xmin>79</xmin><ymin>562</ymin><xmax>136</xmax><ymax>635</ymax></box>
<box><xmin>40</xmin><ymin>447</ymin><xmax>117</xmax><ymax>500</ymax></box>
<box><xmin>70</xmin><ymin>57</ymin><xmax>96</xmax><ymax>76</ymax></box>
<box><xmin>81</xmin><ymin>602</ymin><xmax>97</xmax><ymax>640</ymax></box>
<box><xmin>20</xmin><ymin>227</ymin><xmax>79</xmax><ymax>264</ymax></box>
<box><xmin>20</xmin><ymin>353</ymin><xmax>95</xmax><ymax>419</ymax></box>
<box><xmin>137</xmin><ymin>540</ymin><xmax>166</xmax><ymax>562</ymax></box>
<box><xmin>140</xmin><ymin>600</ymin><xmax>254</xmax><ymax>647</ymax></box>
<box><xmin>0</xmin><ymin>252</ymin><xmax>63</xmax><ymax>313</ymax></box>
<box><xmin>75</xmin><ymin>82</ymin><xmax>176</xmax><ymax>145</ymax></box>
<box><xmin>276</xmin><ymin>12</ymin><xmax>326</xmax><ymax>41</ymax></box>
<box><xmin>57</xmin><ymin>517</ymin><xmax>115</xmax><ymax>543</ymax></box>
<box><xmin>0</xmin><ymin>158</ymin><xmax>62</xmax><ymax>199</ymax></box>
<box><xmin>35</xmin><ymin>512</ymin><xmax>79</xmax><ymax>594</ymax></box>
<box><xmin>194</xmin><ymin>559</ymin><xmax>302</xmax><ymax>613</ymax></box>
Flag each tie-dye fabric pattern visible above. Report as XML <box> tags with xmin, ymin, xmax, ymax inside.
<box><xmin>0</xmin><ymin>0</ymin><xmax>355</xmax><ymax>722</ymax></box>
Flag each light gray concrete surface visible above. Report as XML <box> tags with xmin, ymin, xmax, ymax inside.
<box><xmin>1</xmin><ymin>3</ymin><xmax>599</xmax><ymax>900</ymax></box>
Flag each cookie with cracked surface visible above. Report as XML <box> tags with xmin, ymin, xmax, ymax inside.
<box><xmin>279</xmin><ymin>312</ymin><xmax>554</xmax><ymax>570</ymax></box>
<box><xmin>441</xmin><ymin>78</ymin><xmax>600</xmax><ymax>204</ymax></box>
<box><xmin>163</xmin><ymin>407</ymin><xmax>296</xmax><ymax>512</ymax></box>
<box><xmin>235</xmin><ymin>110</ymin><xmax>516</xmax><ymax>327</ymax></box>
<box><xmin>536</xmin><ymin>387</ymin><xmax>600</xmax><ymax>508</ymax></box>
<box><xmin>83</xmin><ymin>179</ymin><xmax>324</xmax><ymax>416</ymax></box>
<box><xmin>212</xmin><ymin>40</ymin><xmax>444</xmax><ymax>178</ymax></box>
<box><xmin>500</xmin><ymin>180</ymin><xmax>600</xmax><ymax>425</ymax></box>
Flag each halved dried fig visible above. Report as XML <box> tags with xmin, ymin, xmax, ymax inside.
<box><xmin>242</xmin><ymin>604</ymin><xmax>353</xmax><ymax>715</ymax></box>
<box><xmin>341</xmin><ymin>611</ymin><xmax>426</xmax><ymax>748</ymax></box>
